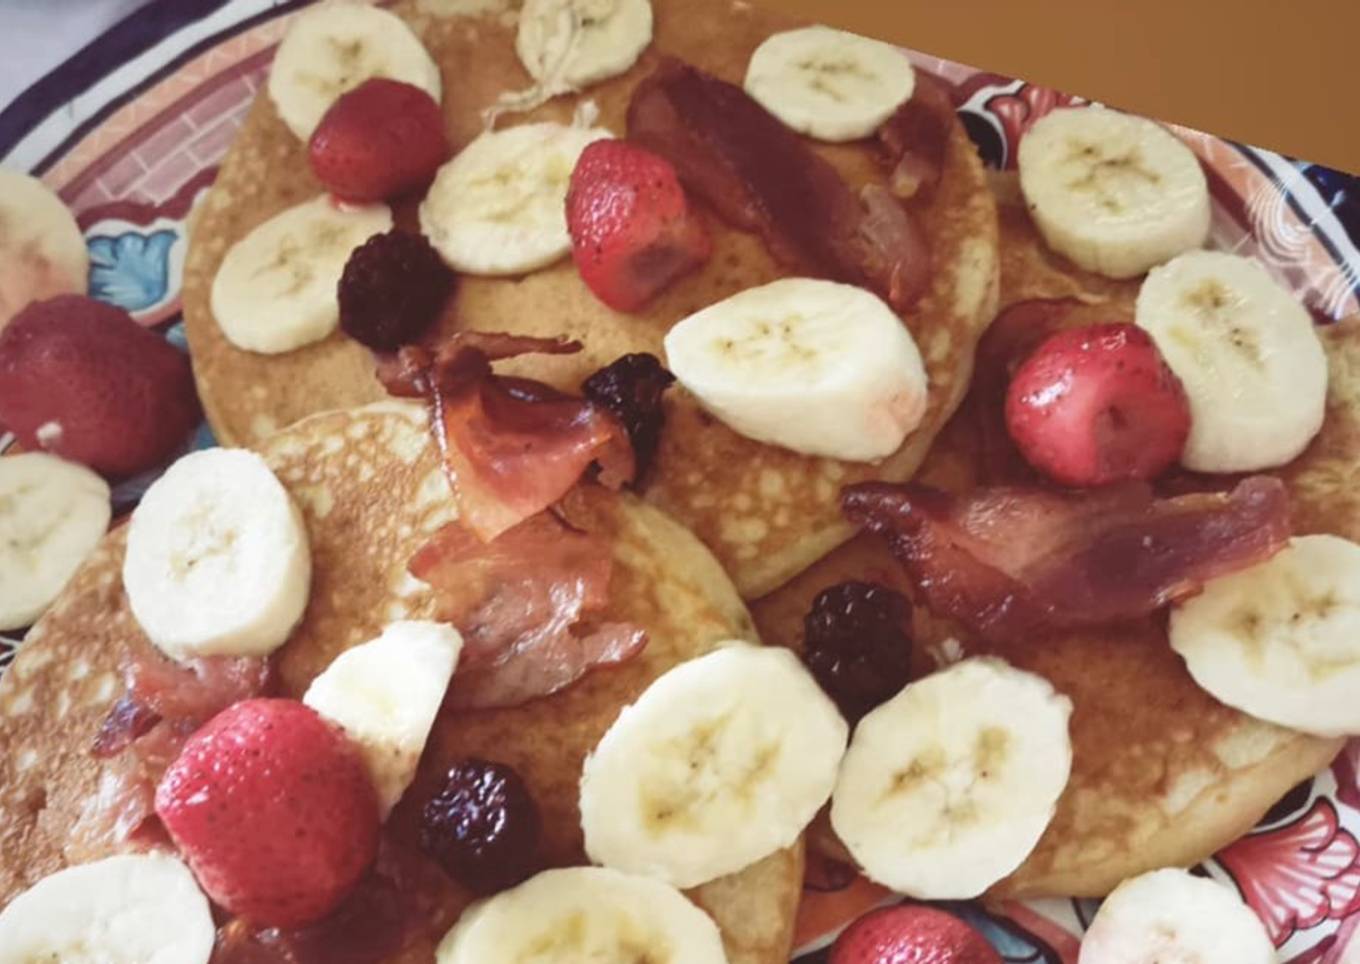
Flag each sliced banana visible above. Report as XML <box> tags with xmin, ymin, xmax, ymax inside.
<box><xmin>662</xmin><ymin>278</ymin><xmax>929</xmax><ymax>462</ymax></box>
<box><xmin>123</xmin><ymin>448</ymin><xmax>311</xmax><ymax>662</ymax></box>
<box><xmin>211</xmin><ymin>195</ymin><xmax>391</xmax><ymax>354</ymax></box>
<box><xmin>517</xmin><ymin>0</ymin><xmax>653</xmax><ymax>91</ymax></box>
<box><xmin>1018</xmin><ymin>106</ymin><xmax>1210</xmax><ymax>279</ymax></box>
<box><xmin>304</xmin><ymin>620</ymin><xmax>463</xmax><ymax>816</ymax></box>
<box><xmin>0</xmin><ymin>853</ymin><xmax>214</xmax><ymax>964</ymax></box>
<box><xmin>579</xmin><ymin>644</ymin><xmax>847</xmax><ymax>889</ymax></box>
<box><xmin>1079</xmin><ymin>867</ymin><xmax>1274</xmax><ymax>963</ymax></box>
<box><xmin>744</xmin><ymin>26</ymin><xmax>916</xmax><ymax>143</ymax></box>
<box><xmin>267</xmin><ymin>1</ymin><xmax>442</xmax><ymax>140</ymax></box>
<box><xmin>1135</xmin><ymin>249</ymin><xmax>1326</xmax><ymax>472</ymax></box>
<box><xmin>1170</xmin><ymin>535</ymin><xmax>1360</xmax><ymax>737</ymax></box>
<box><xmin>0</xmin><ymin>453</ymin><xmax>110</xmax><ymax>632</ymax></box>
<box><xmin>830</xmin><ymin>657</ymin><xmax>1073</xmax><ymax>899</ymax></box>
<box><xmin>419</xmin><ymin>122</ymin><xmax>610</xmax><ymax>275</ymax></box>
<box><xmin>0</xmin><ymin>169</ymin><xmax>88</xmax><ymax>329</ymax></box>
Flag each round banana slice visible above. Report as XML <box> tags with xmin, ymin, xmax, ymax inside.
<box><xmin>123</xmin><ymin>447</ymin><xmax>311</xmax><ymax>662</ymax></box>
<box><xmin>830</xmin><ymin>656</ymin><xmax>1073</xmax><ymax>899</ymax></box>
<box><xmin>744</xmin><ymin>25</ymin><xmax>916</xmax><ymax>142</ymax></box>
<box><xmin>0</xmin><ymin>453</ymin><xmax>110</xmax><ymax>632</ymax></box>
<box><xmin>1079</xmin><ymin>868</ymin><xmax>1273</xmax><ymax>963</ymax></box>
<box><xmin>436</xmin><ymin>866</ymin><xmax>726</xmax><ymax>963</ymax></box>
<box><xmin>0</xmin><ymin>854</ymin><xmax>214</xmax><ymax>964</ymax></box>
<box><xmin>0</xmin><ymin>169</ymin><xmax>88</xmax><ymax>329</ymax></box>
<box><xmin>579</xmin><ymin>644</ymin><xmax>848</xmax><ymax>889</ymax></box>
<box><xmin>1018</xmin><ymin>105</ymin><xmax>1210</xmax><ymax>279</ymax></box>
<box><xmin>662</xmin><ymin>277</ymin><xmax>929</xmax><ymax>462</ymax></box>
<box><xmin>211</xmin><ymin>195</ymin><xmax>391</xmax><ymax>354</ymax></box>
<box><xmin>516</xmin><ymin>0</ymin><xmax>653</xmax><ymax>91</ymax></box>
<box><xmin>267</xmin><ymin>2</ymin><xmax>442</xmax><ymax>140</ymax></box>
<box><xmin>419</xmin><ymin>122</ymin><xmax>611</xmax><ymax>275</ymax></box>
<box><xmin>1136</xmin><ymin>249</ymin><xmax>1327</xmax><ymax>473</ymax></box>
<box><xmin>1170</xmin><ymin>535</ymin><xmax>1360</xmax><ymax>737</ymax></box>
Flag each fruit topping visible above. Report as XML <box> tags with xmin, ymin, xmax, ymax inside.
<box><xmin>829</xmin><ymin>905</ymin><xmax>1002</xmax><ymax>964</ymax></box>
<box><xmin>308</xmin><ymin>78</ymin><xmax>450</xmax><ymax>203</ymax></box>
<box><xmin>338</xmin><ymin>230</ymin><xmax>455</xmax><ymax>350</ymax></box>
<box><xmin>0</xmin><ymin>295</ymin><xmax>200</xmax><ymax>478</ymax></box>
<box><xmin>803</xmin><ymin>581</ymin><xmax>914</xmax><ymax>723</ymax></box>
<box><xmin>566</xmin><ymin>138</ymin><xmax>711</xmax><ymax>312</ymax></box>
<box><xmin>1004</xmin><ymin>322</ymin><xmax>1190</xmax><ymax>487</ymax></box>
<box><xmin>582</xmin><ymin>352</ymin><xmax>675</xmax><ymax>482</ymax></box>
<box><xmin>420</xmin><ymin>759</ymin><xmax>542</xmax><ymax>894</ymax></box>
<box><xmin>154</xmin><ymin>698</ymin><xmax>379</xmax><ymax>928</ymax></box>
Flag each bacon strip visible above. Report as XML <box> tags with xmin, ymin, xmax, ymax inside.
<box><xmin>843</xmin><ymin>476</ymin><xmax>1292</xmax><ymax>643</ymax></box>
<box><xmin>627</xmin><ymin>59</ymin><xmax>932</xmax><ymax>310</ymax></box>
<box><xmin>409</xmin><ymin>511</ymin><xmax>647</xmax><ymax>710</ymax></box>
<box><xmin>877</xmin><ymin>72</ymin><xmax>955</xmax><ymax>201</ymax></box>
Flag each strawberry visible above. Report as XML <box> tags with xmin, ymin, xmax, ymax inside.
<box><xmin>1005</xmin><ymin>322</ymin><xmax>1190</xmax><ymax>487</ymax></box>
<box><xmin>155</xmin><ymin>698</ymin><xmax>379</xmax><ymax>928</ymax></box>
<box><xmin>566</xmin><ymin>139</ymin><xmax>711</xmax><ymax>312</ymax></box>
<box><xmin>0</xmin><ymin>295</ymin><xmax>200</xmax><ymax>478</ymax></box>
<box><xmin>830</xmin><ymin>905</ymin><xmax>1001</xmax><ymax>964</ymax></box>
<box><xmin>308</xmin><ymin>78</ymin><xmax>449</xmax><ymax>203</ymax></box>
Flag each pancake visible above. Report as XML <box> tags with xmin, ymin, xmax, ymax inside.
<box><xmin>180</xmin><ymin>0</ymin><xmax>1000</xmax><ymax>599</ymax></box>
<box><xmin>749</xmin><ymin>183</ymin><xmax>1351</xmax><ymax>899</ymax></box>
<box><xmin>0</xmin><ymin>401</ymin><xmax>800</xmax><ymax>963</ymax></box>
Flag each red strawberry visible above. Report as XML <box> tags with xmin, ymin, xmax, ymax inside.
<box><xmin>830</xmin><ymin>905</ymin><xmax>1002</xmax><ymax>964</ymax></box>
<box><xmin>1005</xmin><ymin>322</ymin><xmax>1190</xmax><ymax>487</ymax></box>
<box><xmin>566</xmin><ymin>139</ymin><xmax>711</xmax><ymax>312</ymax></box>
<box><xmin>155</xmin><ymin>698</ymin><xmax>379</xmax><ymax>928</ymax></box>
<box><xmin>0</xmin><ymin>295</ymin><xmax>200</xmax><ymax>478</ymax></box>
<box><xmin>308</xmin><ymin>78</ymin><xmax>449</xmax><ymax>203</ymax></box>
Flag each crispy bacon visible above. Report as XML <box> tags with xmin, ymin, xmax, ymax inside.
<box><xmin>843</xmin><ymin>476</ymin><xmax>1292</xmax><ymax>642</ymax></box>
<box><xmin>877</xmin><ymin>72</ymin><xmax>954</xmax><ymax>201</ymax></box>
<box><xmin>409</xmin><ymin>512</ymin><xmax>647</xmax><ymax>709</ymax></box>
<box><xmin>380</xmin><ymin>333</ymin><xmax>636</xmax><ymax>542</ymax></box>
<box><xmin>627</xmin><ymin>59</ymin><xmax>932</xmax><ymax>310</ymax></box>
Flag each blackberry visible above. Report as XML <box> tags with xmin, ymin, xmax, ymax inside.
<box><xmin>583</xmin><ymin>353</ymin><xmax>675</xmax><ymax>482</ymax></box>
<box><xmin>803</xmin><ymin>581</ymin><xmax>914</xmax><ymax>723</ymax></box>
<box><xmin>338</xmin><ymin>230</ymin><xmax>454</xmax><ymax>351</ymax></box>
<box><xmin>420</xmin><ymin>759</ymin><xmax>540</xmax><ymax>894</ymax></box>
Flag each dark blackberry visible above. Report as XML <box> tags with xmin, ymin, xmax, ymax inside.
<box><xmin>803</xmin><ymin>581</ymin><xmax>914</xmax><ymax>723</ymax></box>
<box><xmin>420</xmin><ymin>759</ymin><xmax>540</xmax><ymax>894</ymax></box>
<box><xmin>582</xmin><ymin>353</ymin><xmax>675</xmax><ymax>482</ymax></box>
<box><xmin>338</xmin><ymin>230</ymin><xmax>454</xmax><ymax>351</ymax></box>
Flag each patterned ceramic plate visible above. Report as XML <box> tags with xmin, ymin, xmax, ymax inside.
<box><xmin>2</xmin><ymin>1</ymin><xmax>1359</xmax><ymax>959</ymax></box>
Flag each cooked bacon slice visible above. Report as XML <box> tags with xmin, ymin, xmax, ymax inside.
<box><xmin>843</xmin><ymin>476</ymin><xmax>1292</xmax><ymax>642</ymax></box>
<box><xmin>409</xmin><ymin>511</ymin><xmax>647</xmax><ymax>710</ymax></box>
<box><xmin>381</xmin><ymin>333</ymin><xmax>636</xmax><ymax>542</ymax></box>
<box><xmin>627</xmin><ymin>59</ymin><xmax>932</xmax><ymax>310</ymax></box>
<box><xmin>877</xmin><ymin>72</ymin><xmax>954</xmax><ymax>201</ymax></box>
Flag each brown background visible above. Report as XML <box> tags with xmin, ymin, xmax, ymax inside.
<box><xmin>763</xmin><ymin>0</ymin><xmax>1360</xmax><ymax>174</ymax></box>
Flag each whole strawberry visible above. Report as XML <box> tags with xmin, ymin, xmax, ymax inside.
<box><xmin>155</xmin><ymin>698</ymin><xmax>379</xmax><ymax>927</ymax></box>
<box><xmin>308</xmin><ymin>78</ymin><xmax>449</xmax><ymax>203</ymax></box>
<box><xmin>830</xmin><ymin>905</ymin><xmax>1001</xmax><ymax>964</ymax></box>
<box><xmin>566</xmin><ymin>139</ymin><xmax>711</xmax><ymax>312</ymax></box>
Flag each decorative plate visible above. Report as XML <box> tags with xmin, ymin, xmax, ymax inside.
<box><xmin>2</xmin><ymin>1</ymin><xmax>1358</xmax><ymax>959</ymax></box>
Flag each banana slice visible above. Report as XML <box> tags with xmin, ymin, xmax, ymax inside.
<box><xmin>517</xmin><ymin>0</ymin><xmax>653</xmax><ymax>92</ymax></box>
<box><xmin>211</xmin><ymin>195</ymin><xmax>391</xmax><ymax>354</ymax></box>
<box><xmin>579</xmin><ymin>644</ymin><xmax>848</xmax><ymax>889</ymax></box>
<box><xmin>1170</xmin><ymin>535</ymin><xmax>1360</xmax><ymax>737</ymax></box>
<box><xmin>437</xmin><ymin>866</ymin><xmax>726</xmax><ymax>963</ymax></box>
<box><xmin>1018</xmin><ymin>106</ymin><xmax>1210</xmax><ymax>279</ymax></box>
<box><xmin>744</xmin><ymin>26</ymin><xmax>916</xmax><ymax>143</ymax></box>
<box><xmin>123</xmin><ymin>448</ymin><xmax>311</xmax><ymax>662</ymax></box>
<box><xmin>1135</xmin><ymin>249</ymin><xmax>1326</xmax><ymax>472</ymax></box>
<box><xmin>0</xmin><ymin>169</ymin><xmax>88</xmax><ymax>329</ymax></box>
<box><xmin>419</xmin><ymin>122</ymin><xmax>611</xmax><ymax>275</ymax></box>
<box><xmin>267</xmin><ymin>1</ymin><xmax>442</xmax><ymax>141</ymax></box>
<box><xmin>1079</xmin><ymin>868</ymin><xmax>1274</xmax><ymax>963</ymax></box>
<box><xmin>662</xmin><ymin>277</ymin><xmax>929</xmax><ymax>462</ymax></box>
<box><xmin>830</xmin><ymin>657</ymin><xmax>1073</xmax><ymax>899</ymax></box>
<box><xmin>0</xmin><ymin>853</ymin><xmax>215</xmax><ymax>964</ymax></box>
<box><xmin>0</xmin><ymin>453</ymin><xmax>110</xmax><ymax>632</ymax></box>
<box><xmin>304</xmin><ymin>620</ymin><xmax>464</xmax><ymax>816</ymax></box>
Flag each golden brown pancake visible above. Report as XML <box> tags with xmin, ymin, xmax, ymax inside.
<box><xmin>0</xmin><ymin>402</ymin><xmax>799</xmax><ymax>963</ymax></box>
<box><xmin>750</xmin><ymin>182</ymin><xmax>1350</xmax><ymax>899</ymax></box>
<box><xmin>181</xmin><ymin>0</ymin><xmax>1000</xmax><ymax>599</ymax></box>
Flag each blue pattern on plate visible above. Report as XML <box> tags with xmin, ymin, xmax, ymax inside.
<box><xmin>88</xmin><ymin>228</ymin><xmax>178</xmax><ymax>312</ymax></box>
